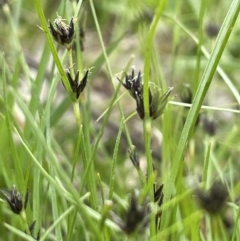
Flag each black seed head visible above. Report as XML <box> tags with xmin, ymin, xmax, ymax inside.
<box><xmin>0</xmin><ymin>185</ymin><xmax>23</xmax><ymax>214</ymax></box>
<box><xmin>202</xmin><ymin>116</ymin><xmax>217</xmax><ymax>136</ymax></box>
<box><xmin>49</xmin><ymin>17</ymin><xmax>75</xmax><ymax>49</ymax></box>
<box><xmin>65</xmin><ymin>69</ymin><xmax>78</xmax><ymax>92</ymax></box>
<box><xmin>64</xmin><ymin>69</ymin><xmax>89</xmax><ymax>99</ymax></box>
<box><xmin>119</xmin><ymin>68</ymin><xmax>172</xmax><ymax>120</ymax></box>
<box><xmin>205</xmin><ymin>22</ymin><xmax>220</xmax><ymax>38</ymax></box>
<box><xmin>122</xmin><ymin>192</ymin><xmax>150</xmax><ymax>234</ymax></box>
<box><xmin>111</xmin><ymin>192</ymin><xmax>150</xmax><ymax>235</ymax></box>
<box><xmin>195</xmin><ymin>182</ymin><xmax>228</xmax><ymax>214</ymax></box>
<box><xmin>76</xmin><ymin>70</ymin><xmax>89</xmax><ymax>98</ymax></box>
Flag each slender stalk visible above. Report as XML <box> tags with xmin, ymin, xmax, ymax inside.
<box><xmin>193</xmin><ymin>0</ymin><xmax>206</xmax><ymax>94</ymax></box>
<box><xmin>142</xmin><ymin>0</ymin><xmax>167</xmax><ymax>237</ymax></box>
<box><xmin>108</xmin><ymin>119</ymin><xmax>124</xmax><ymax>199</ymax></box>
<box><xmin>20</xmin><ymin>211</ymin><xmax>30</xmax><ymax>235</ymax></box>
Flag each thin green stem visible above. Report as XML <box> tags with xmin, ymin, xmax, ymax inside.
<box><xmin>202</xmin><ymin>139</ymin><xmax>212</xmax><ymax>189</ymax></box>
<box><xmin>193</xmin><ymin>0</ymin><xmax>206</xmax><ymax>94</ymax></box>
<box><xmin>68</xmin><ymin>49</ymin><xmax>74</xmax><ymax>75</ymax></box>
<box><xmin>108</xmin><ymin>119</ymin><xmax>124</xmax><ymax>200</ymax></box>
<box><xmin>72</xmin><ymin>101</ymin><xmax>81</xmax><ymax>126</ymax></box>
<box><xmin>81</xmin><ymin>102</ymin><xmax>98</xmax><ymax>209</ymax></box>
<box><xmin>4</xmin><ymin>223</ymin><xmax>36</xmax><ymax>241</ymax></box>
<box><xmin>20</xmin><ymin>211</ymin><xmax>30</xmax><ymax>235</ymax></box>
<box><xmin>142</xmin><ymin>0</ymin><xmax>167</xmax><ymax>236</ymax></box>
<box><xmin>70</xmin><ymin>125</ymin><xmax>83</xmax><ymax>182</ymax></box>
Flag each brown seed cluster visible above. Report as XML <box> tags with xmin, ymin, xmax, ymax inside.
<box><xmin>48</xmin><ymin>17</ymin><xmax>75</xmax><ymax>50</ymax></box>
<box><xmin>195</xmin><ymin>182</ymin><xmax>228</xmax><ymax>214</ymax></box>
<box><xmin>119</xmin><ymin>69</ymin><xmax>173</xmax><ymax>119</ymax></box>
<box><xmin>65</xmin><ymin>69</ymin><xmax>89</xmax><ymax>99</ymax></box>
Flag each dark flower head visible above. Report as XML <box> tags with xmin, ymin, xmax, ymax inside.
<box><xmin>202</xmin><ymin>116</ymin><xmax>217</xmax><ymax>136</ymax></box>
<box><xmin>205</xmin><ymin>22</ymin><xmax>220</xmax><ymax>38</ymax></box>
<box><xmin>119</xmin><ymin>69</ymin><xmax>173</xmax><ymax>120</ymax></box>
<box><xmin>195</xmin><ymin>182</ymin><xmax>228</xmax><ymax>214</ymax></box>
<box><xmin>0</xmin><ymin>185</ymin><xmax>28</xmax><ymax>214</ymax></box>
<box><xmin>65</xmin><ymin>69</ymin><xmax>79</xmax><ymax>92</ymax></box>
<box><xmin>49</xmin><ymin>16</ymin><xmax>74</xmax><ymax>50</ymax></box>
<box><xmin>122</xmin><ymin>69</ymin><xmax>143</xmax><ymax>98</ymax></box>
<box><xmin>64</xmin><ymin>69</ymin><xmax>89</xmax><ymax>99</ymax></box>
<box><xmin>111</xmin><ymin>192</ymin><xmax>150</xmax><ymax>235</ymax></box>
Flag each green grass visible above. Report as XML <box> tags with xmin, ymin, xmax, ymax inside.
<box><xmin>0</xmin><ymin>0</ymin><xmax>240</xmax><ymax>240</ymax></box>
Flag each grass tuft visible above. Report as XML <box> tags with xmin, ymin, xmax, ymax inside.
<box><xmin>0</xmin><ymin>0</ymin><xmax>240</xmax><ymax>240</ymax></box>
